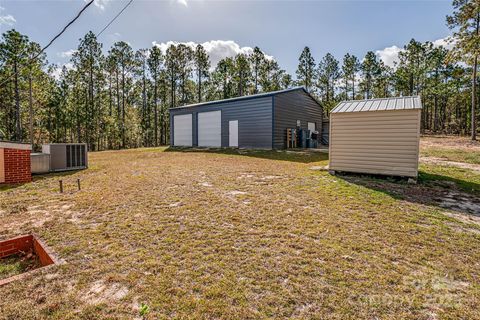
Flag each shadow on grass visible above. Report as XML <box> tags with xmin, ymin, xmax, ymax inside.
<box><xmin>336</xmin><ymin>170</ymin><xmax>480</xmax><ymax>216</ymax></box>
<box><xmin>1</xmin><ymin>170</ymin><xmax>83</xmax><ymax>192</ymax></box>
<box><xmin>32</xmin><ymin>169</ymin><xmax>81</xmax><ymax>182</ymax></box>
<box><xmin>165</xmin><ymin>146</ymin><xmax>329</xmax><ymax>164</ymax></box>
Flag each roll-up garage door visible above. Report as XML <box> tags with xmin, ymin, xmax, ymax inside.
<box><xmin>198</xmin><ymin>111</ymin><xmax>221</xmax><ymax>147</ymax></box>
<box><xmin>173</xmin><ymin>114</ymin><xmax>192</xmax><ymax>146</ymax></box>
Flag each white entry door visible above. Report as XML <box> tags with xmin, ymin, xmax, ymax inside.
<box><xmin>229</xmin><ymin>120</ymin><xmax>238</xmax><ymax>147</ymax></box>
<box><xmin>198</xmin><ymin>111</ymin><xmax>221</xmax><ymax>147</ymax></box>
<box><xmin>173</xmin><ymin>114</ymin><xmax>192</xmax><ymax>146</ymax></box>
<box><xmin>307</xmin><ymin>122</ymin><xmax>316</xmax><ymax>137</ymax></box>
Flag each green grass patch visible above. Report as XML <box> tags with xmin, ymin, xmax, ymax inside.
<box><xmin>419</xmin><ymin>164</ymin><xmax>480</xmax><ymax>194</ymax></box>
<box><xmin>421</xmin><ymin>147</ymin><xmax>480</xmax><ymax>165</ymax></box>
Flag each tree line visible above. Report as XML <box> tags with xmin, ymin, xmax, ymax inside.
<box><xmin>0</xmin><ymin>0</ymin><xmax>478</xmax><ymax>149</ymax></box>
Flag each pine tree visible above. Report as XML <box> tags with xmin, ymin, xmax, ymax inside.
<box><xmin>147</xmin><ymin>45</ymin><xmax>163</xmax><ymax>146</ymax></box>
<box><xmin>193</xmin><ymin>44</ymin><xmax>210</xmax><ymax>102</ymax></box>
<box><xmin>447</xmin><ymin>0</ymin><xmax>480</xmax><ymax>140</ymax></box>
<box><xmin>165</xmin><ymin>44</ymin><xmax>180</xmax><ymax>109</ymax></box>
<box><xmin>109</xmin><ymin>41</ymin><xmax>134</xmax><ymax>148</ymax></box>
<box><xmin>135</xmin><ymin>48</ymin><xmax>150</xmax><ymax>146</ymax></box>
<box><xmin>317</xmin><ymin>53</ymin><xmax>340</xmax><ymax>111</ymax></box>
<box><xmin>341</xmin><ymin>53</ymin><xmax>360</xmax><ymax>100</ymax></box>
<box><xmin>296</xmin><ymin>47</ymin><xmax>315</xmax><ymax>91</ymax></box>
<box><xmin>360</xmin><ymin>51</ymin><xmax>380</xmax><ymax>99</ymax></box>
<box><xmin>177</xmin><ymin>44</ymin><xmax>193</xmax><ymax>105</ymax></box>
<box><xmin>249</xmin><ymin>47</ymin><xmax>265</xmax><ymax>93</ymax></box>
<box><xmin>0</xmin><ymin>30</ymin><xmax>29</xmax><ymax>141</ymax></box>
<box><xmin>234</xmin><ymin>53</ymin><xmax>250</xmax><ymax>96</ymax></box>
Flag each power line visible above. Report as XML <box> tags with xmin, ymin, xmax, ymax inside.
<box><xmin>0</xmin><ymin>0</ymin><xmax>95</xmax><ymax>87</ymax></box>
<box><xmin>41</xmin><ymin>0</ymin><xmax>94</xmax><ymax>56</ymax></box>
<box><xmin>96</xmin><ymin>0</ymin><xmax>134</xmax><ymax>37</ymax></box>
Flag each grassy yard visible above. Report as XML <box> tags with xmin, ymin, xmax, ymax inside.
<box><xmin>0</xmin><ymin>139</ymin><xmax>479</xmax><ymax>319</ymax></box>
<box><xmin>421</xmin><ymin>135</ymin><xmax>480</xmax><ymax>165</ymax></box>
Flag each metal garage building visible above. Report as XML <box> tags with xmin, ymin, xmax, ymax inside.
<box><xmin>169</xmin><ymin>87</ymin><xmax>323</xmax><ymax>149</ymax></box>
<box><xmin>329</xmin><ymin>96</ymin><xmax>422</xmax><ymax>178</ymax></box>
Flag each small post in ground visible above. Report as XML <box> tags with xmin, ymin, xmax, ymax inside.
<box><xmin>77</xmin><ymin>178</ymin><xmax>81</xmax><ymax>191</ymax></box>
<box><xmin>59</xmin><ymin>180</ymin><xmax>63</xmax><ymax>193</ymax></box>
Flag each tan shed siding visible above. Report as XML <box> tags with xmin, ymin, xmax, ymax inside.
<box><xmin>329</xmin><ymin>109</ymin><xmax>421</xmax><ymax>177</ymax></box>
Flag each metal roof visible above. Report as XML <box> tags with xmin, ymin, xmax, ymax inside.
<box><xmin>169</xmin><ymin>86</ymin><xmax>316</xmax><ymax>110</ymax></box>
<box><xmin>331</xmin><ymin>96</ymin><xmax>422</xmax><ymax>113</ymax></box>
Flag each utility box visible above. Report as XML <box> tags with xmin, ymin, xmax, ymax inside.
<box><xmin>42</xmin><ymin>143</ymin><xmax>88</xmax><ymax>172</ymax></box>
<box><xmin>31</xmin><ymin>153</ymin><xmax>50</xmax><ymax>174</ymax></box>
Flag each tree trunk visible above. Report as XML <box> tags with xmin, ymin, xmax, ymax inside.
<box><xmin>254</xmin><ymin>66</ymin><xmax>258</xmax><ymax>93</ymax></box>
<box><xmin>29</xmin><ymin>74</ymin><xmax>34</xmax><ymax>148</ymax></box>
<box><xmin>13</xmin><ymin>60</ymin><xmax>21</xmax><ymax>141</ymax></box>
<box><xmin>142</xmin><ymin>68</ymin><xmax>147</xmax><ymax>146</ymax></box>
<box><xmin>472</xmin><ymin>54</ymin><xmax>477</xmax><ymax>140</ymax></box>
<box><xmin>198</xmin><ymin>70</ymin><xmax>202</xmax><ymax>103</ymax></box>
<box><xmin>154</xmin><ymin>76</ymin><xmax>158</xmax><ymax>146</ymax></box>
<box><xmin>121</xmin><ymin>64</ymin><xmax>126</xmax><ymax>148</ymax></box>
<box><xmin>352</xmin><ymin>74</ymin><xmax>355</xmax><ymax>99</ymax></box>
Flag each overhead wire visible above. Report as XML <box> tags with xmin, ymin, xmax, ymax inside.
<box><xmin>0</xmin><ymin>0</ymin><xmax>95</xmax><ymax>87</ymax></box>
<box><xmin>96</xmin><ymin>0</ymin><xmax>134</xmax><ymax>37</ymax></box>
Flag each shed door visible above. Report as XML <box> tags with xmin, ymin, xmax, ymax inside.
<box><xmin>198</xmin><ymin>111</ymin><xmax>221</xmax><ymax>147</ymax></box>
<box><xmin>0</xmin><ymin>148</ymin><xmax>4</xmax><ymax>183</ymax></box>
<box><xmin>308</xmin><ymin>122</ymin><xmax>316</xmax><ymax>137</ymax></box>
<box><xmin>173</xmin><ymin>114</ymin><xmax>193</xmax><ymax>146</ymax></box>
<box><xmin>229</xmin><ymin>120</ymin><xmax>238</xmax><ymax>147</ymax></box>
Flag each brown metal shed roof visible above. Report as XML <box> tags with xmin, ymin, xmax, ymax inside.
<box><xmin>331</xmin><ymin>96</ymin><xmax>422</xmax><ymax>113</ymax></box>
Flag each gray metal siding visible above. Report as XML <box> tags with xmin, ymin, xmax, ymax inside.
<box><xmin>170</xmin><ymin>97</ymin><xmax>272</xmax><ymax>149</ymax></box>
<box><xmin>273</xmin><ymin>90</ymin><xmax>323</xmax><ymax>149</ymax></box>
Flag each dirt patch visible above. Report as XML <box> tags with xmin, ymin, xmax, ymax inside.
<box><xmin>309</xmin><ymin>165</ymin><xmax>329</xmax><ymax>171</ymax></box>
<box><xmin>226</xmin><ymin>190</ymin><xmax>247</xmax><ymax>196</ymax></box>
<box><xmin>199</xmin><ymin>182</ymin><xmax>213</xmax><ymax>187</ymax></box>
<box><xmin>83</xmin><ymin>280</ymin><xmax>129</xmax><ymax>305</ymax></box>
<box><xmin>445</xmin><ymin>221</ymin><xmax>480</xmax><ymax>235</ymax></box>
<box><xmin>420</xmin><ymin>157</ymin><xmax>480</xmax><ymax>173</ymax></box>
<box><xmin>169</xmin><ymin>202</ymin><xmax>183</xmax><ymax>208</ymax></box>
<box><xmin>435</xmin><ymin>191</ymin><xmax>480</xmax><ymax>215</ymax></box>
<box><xmin>421</xmin><ymin>135</ymin><xmax>480</xmax><ymax>151</ymax></box>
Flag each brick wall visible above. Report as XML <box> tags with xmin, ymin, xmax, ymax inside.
<box><xmin>0</xmin><ymin>235</ymin><xmax>34</xmax><ymax>258</ymax></box>
<box><xmin>3</xmin><ymin>148</ymin><xmax>31</xmax><ymax>184</ymax></box>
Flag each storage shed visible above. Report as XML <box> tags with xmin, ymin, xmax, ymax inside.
<box><xmin>0</xmin><ymin>141</ymin><xmax>32</xmax><ymax>184</ymax></box>
<box><xmin>329</xmin><ymin>96</ymin><xmax>422</xmax><ymax>178</ymax></box>
<box><xmin>169</xmin><ymin>87</ymin><xmax>323</xmax><ymax>149</ymax></box>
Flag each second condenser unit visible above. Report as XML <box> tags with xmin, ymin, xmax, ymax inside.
<box><xmin>42</xmin><ymin>143</ymin><xmax>88</xmax><ymax>172</ymax></box>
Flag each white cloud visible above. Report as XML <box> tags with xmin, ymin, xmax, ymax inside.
<box><xmin>375</xmin><ymin>45</ymin><xmax>402</xmax><ymax>68</ymax></box>
<box><xmin>88</xmin><ymin>0</ymin><xmax>110</xmax><ymax>10</ymax></box>
<box><xmin>152</xmin><ymin>40</ymin><xmax>274</xmax><ymax>69</ymax></box>
<box><xmin>175</xmin><ymin>0</ymin><xmax>188</xmax><ymax>7</ymax></box>
<box><xmin>432</xmin><ymin>36</ymin><xmax>455</xmax><ymax>50</ymax></box>
<box><xmin>58</xmin><ymin>49</ymin><xmax>77</xmax><ymax>59</ymax></box>
<box><xmin>51</xmin><ymin>63</ymin><xmax>74</xmax><ymax>80</ymax></box>
<box><xmin>0</xmin><ymin>6</ymin><xmax>16</xmax><ymax>26</ymax></box>
<box><xmin>375</xmin><ymin>37</ymin><xmax>454</xmax><ymax>68</ymax></box>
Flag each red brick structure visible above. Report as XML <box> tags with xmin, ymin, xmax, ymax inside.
<box><xmin>0</xmin><ymin>141</ymin><xmax>32</xmax><ymax>184</ymax></box>
<box><xmin>0</xmin><ymin>234</ymin><xmax>60</xmax><ymax>286</ymax></box>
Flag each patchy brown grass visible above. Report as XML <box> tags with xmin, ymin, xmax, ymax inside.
<box><xmin>0</xmin><ymin>143</ymin><xmax>479</xmax><ymax>319</ymax></box>
<box><xmin>421</xmin><ymin>135</ymin><xmax>480</xmax><ymax>165</ymax></box>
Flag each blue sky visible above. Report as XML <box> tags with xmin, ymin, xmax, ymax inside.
<box><xmin>0</xmin><ymin>0</ymin><xmax>453</xmax><ymax>74</ymax></box>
